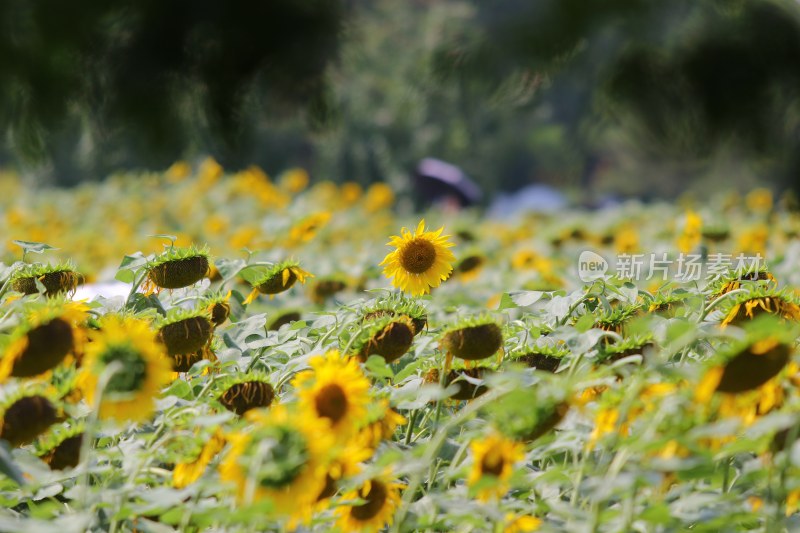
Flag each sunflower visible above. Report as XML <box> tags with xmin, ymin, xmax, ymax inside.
<box><xmin>287</xmin><ymin>211</ymin><xmax>331</xmax><ymax>245</ymax></box>
<box><xmin>441</xmin><ymin>316</ymin><xmax>504</xmax><ymax>367</ymax></box>
<box><xmin>310</xmin><ymin>276</ymin><xmax>349</xmax><ymax>304</ymax></box>
<box><xmin>509</xmin><ymin>344</ymin><xmax>568</xmax><ymax>373</ymax></box>
<box><xmin>244</xmin><ymin>261</ymin><xmax>313</xmax><ymax>304</ymax></box>
<box><xmin>363</xmin><ymin>182</ymin><xmax>394</xmax><ymax>212</ymax></box>
<box><xmin>503</xmin><ymin>513</ymin><xmax>542</xmax><ymax>532</ymax></box>
<box><xmin>353</xmin><ymin>398</ymin><xmax>407</xmax><ymax>451</ymax></box>
<box><xmin>204</xmin><ymin>291</ymin><xmax>232</xmax><ymax>327</ymax></box>
<box><xmin>267</xmin><ymin>310</ymin><xmax>302</xmax><ymax>331</ymax></box>
<box><xmin>467</xmin><ymin>433</ymin><xmax>525</xmax><ymax>501</ymax></box>
<box><xmin>697</xmin><ymin>336</ymin><xmax>793</xmax><ymax>398</ymax></box>
<box><xmin>0</xmin><ymin>300</ymin><xmax>88</xmax><ymax>381</ymax></box>
<box><xmin>677</xmin><ymin>210</ymin><xmax>702</xmax><ymax>253</ymax></box>
<box><xmin>36</xmin><ymin>421</ymin><xmax>84</xmax><ymax>470</ymax></box>
<box><xmin>155</xmin><ymin>308</ymin><xmax>215</xmax><ymax>357</ymax></box>
<box><xmin>77</xmin><ymin>315</ymin><xmax>172</xmax><ymax>422</ymax></box>
<box><xmin>10</xmin><ymin>262</ymin><xmax>81</xmax><ymax>297</ymax></box>
<box><xmin>173</xmin><ymin>429</ymin><xmax>226</xmax><ymax>488</ymax></box>
<box><xmin>719</xmin><ymin>288</ymin><xmax>800</xmax><ymax>327</ymax></box>
<box><xmin>424</xmin><ymin>366</ymin><xmax>492</xmax><ymax>401</ymax></box>
<box><xmin>293</xmin><ymin>351</ymin><xmax>371</xmax><ymax>443</ymax></box>
<box><xmin>219</xmin><ymin>405</ymin><xmax>332</xmax><ymax>518</ymax></box>
<box><xmin>142</xmin><ymin>245</ymin><xmax>211</xmax><ymax>294</ymax></box>
<box><xmin>351</xmin><ymin>316</ymin><xmax>415</xmax><ymax>364</ymax></box>
<box><xmin>218</xmin><ymin>374</ymin><xmax>275</xmax><ymax>416</ymax></box>
<box><xmin>335</xmin><ymin>471</ymin><xmax>404</xmax><ymax>533</ymax></box>
<box><xmin>380</xmin><ymin>219</ymin><xmax>455</xmax><ymax>296</ymax></box>
<box><xmin>0</xmin><ymin>390</ymin><xmax>62</xmax><ymax>447</ymax></box>
<box><xmin>453</xmin><ymin>252</ymin><xmax>486</xmax><ymax>282</ymax></box>
<box><xmin>362</xmin><ymin>296</ymin><xmax>428</xmax><ymax>336</ymax></box>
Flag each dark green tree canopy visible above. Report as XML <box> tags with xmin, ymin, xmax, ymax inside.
<box><xmin>438</xmin><ymin>0</ymin><xmax>800</xmax><ymax>190</ymax></box>
<box><xmin>0</xmin><ymin>0</ymin><xmax>344</xmax><ymax>174</ymax></box>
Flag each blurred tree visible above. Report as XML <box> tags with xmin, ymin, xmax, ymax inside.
<box><xmin>436</xmin><ymin>0</ymin><xmax>800</xmax><ymax>194</ymax></box>
<box><xmin>0</xmin><ymin>0</ymin><xmax>345</xmax><ymax>184</ymax></box>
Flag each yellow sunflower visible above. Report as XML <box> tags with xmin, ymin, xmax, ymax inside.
<box><xmin>380</xmin><ymin>219</ymin><xmax>455</xmax><ymax>296</ymax></box>
<box><xmin>173</xmin><ymin>430</ymin><xmax>226</xmax><ymax>489</ymax></box>
<box><xmin>467</xmin><ymin>433</ymin><xmax>525</xmax><ymax>501</ymax></box>
<box><xmin>77</xmin><ymin>315</ymin><xmax>172</xmax><ymax>423</ymax></box>
<box><xmin>354</xmin><ymin>399</ymin><xmax>407</xmax><ymax>451</ymax></box>
<box><xmin>503</xmin><ymin>513</ymin><xmax>542</xmax><ymax>532</ymax></box>
<box><xmin>219</xmin><ymin>405</ymin><xmax>333</xmax><ymax>519</ymax></box>
<box><xmin>0</xmin><ymin>301</ymin><xmax>88</xmax><ymax>381</ymax></box>
<box><xmin>293</xmin><ymin>351</ymin><xmax>371</xmax><ymax>443</ymax></box>
<box><xmin>335</xmin><ymin>471</ymin><xmax>404</xmax><ymax>533</ymax></box>
<box><xmin>244</xmin><ymin>261</ymin><xmax>313</xmax><ymax>304</ymax></box>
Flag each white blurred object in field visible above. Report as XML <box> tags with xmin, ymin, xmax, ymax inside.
<box><xmin>488</xmin><ymin>184</ymin><xmax>567</xmax><ymax>218</ymax></box>
<box><xmin>74</xmin><ymin>281</ymin><xmax>130</xmax><ymax>301</ymax></box>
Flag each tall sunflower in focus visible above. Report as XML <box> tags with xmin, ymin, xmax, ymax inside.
<box><xmin>293</xmin><ymin>351</ymin><xmax>371</xmax><ymax>443</ymax></box>
<box><xmin>380</xmin><ymin>220</ymin><xmax>455</xmax><ymax>296</ymax></box>
<box><xmin>77</xmin><ymin>315</ymin><xmax>172</xmax><ymax>422</ymax></box>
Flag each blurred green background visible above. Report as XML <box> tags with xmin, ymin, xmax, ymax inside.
<box><xmin>2</xmin><ymin>0</ymin><xmax>800</xmax><ymax>200</ymax></box>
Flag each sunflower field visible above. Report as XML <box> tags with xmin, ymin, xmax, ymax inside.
<box><xmin>2</xmin><ymin>161</ymin><xmax>800</xmax><ymax>532</ymax></box>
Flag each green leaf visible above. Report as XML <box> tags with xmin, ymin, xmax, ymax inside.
<box><xmin>12</xmin><ymin>240</ymin><xmax>57</xmax><ymax>254</ymax></box>
<box><xmin>0</xmin><ymin>442</ymin><xmax>25</xmax><ymax>486</ymax></box>
<box><xmin>364</xmin><ymin>355</ymin><xmax>395</xmax><ymax>380</ymax></box>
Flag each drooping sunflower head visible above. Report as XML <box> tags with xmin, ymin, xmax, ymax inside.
<box><xmin>217</xmin><ymin>373</ymin><xmax>276</xmax><ymax>416</ymax></box>
<box><xmin>35</xmin><ymin>420</ymin><xmax>85</xmax><ymax>470</ymax></box>
<box><xmin>646</xmin><ymin>290</ymin><xmax>695</xmax><ymax>316</ymax></box>
<box><xmin>350</xmin><ymin>316</ymin><xmax>416</xmax><ymax>364</ymax></box>
<box><xmin>78</xmin><ymin>315</ymin><xmax>172</xmax><ymax>423</ymax></box>
<box><xmin>424</xmin><ymin>365</ymin><xmax>493</xmax><ymax>401</ymax></box>
<box><xmin>143</xmin><ymin>245</ymin><xmax>211</xmax><ymax>293</ymax></box>
<box><xmin>380</xmin><ymin>219</ymin><xmax>455</xmax><ymax>296</ymax></box>
<box><xmin>596</xmin><ymin>334</ymin><xmax>655</xmax><ymax>366</ymax></box>
<box><xmin>441</xmin><ymin>315</ymin><xmax>504</xmax><ymax>362</ymax></box>
<box><xmin>155</xmin><ymin>308</ymin><xmax>214</xmax><ymax>357</ymax></box>
<box><xmin>467</xmin><ymin>432</ymin><xmax>525</xmax><ymax>501</ymax></box>
<box><xmin>219</xmin><ymin>405</ymin><xmax>332</xmax><ymax>515</ymax></box>
<box><xmin>0</xmin><ymin>299</ymin><xmax>89</xmax><ymax>381</ymax></box>
<box><xmin>9</xmin><ymin>261</ymin><xmax>81</xmax><ymax>297</ymax></box>
<box><xmin>309</xmin><ymin>276</ymin><xmax>349</xmax><ymax>304</ymax></box>
<box><xmin>335</xmin><ymin>471</ymin><xmax>404</xmax><ymax>533</ymax></box>
<box><xmin>292</xmin><ymin>351</ymin><xmax>371</xmax><ymax>443</ymax></box>
<box><xmin>718</xmin><ymin>287</ymin><xmax>800</xmax><ymax>328</ymax></box>
<box><xmin>244</xmin><ymin>260</ymin><xmax>313</xmax><ymax>303</ymax></box>
<box><xmin>706</xmin><ymin>264</ymin><xmax>776</xmax><ymax>299</ymax></box>
<box><xmin>362</xmin><ymin>296</ymin><xmax>428</xmax><ymax>336</ymax></box>
<box><xmin>508</xmin><ymin>343</ymin><xmax>569</xmax><ymax>373</ymax></box>
<box><xmin>267</xmin><ymin>309</ymin><xmax>302</xmax><ymax>331</ymax></box>
<box><xmin>588</xmin><ymin>303</ymin><xmax>642</xmax><ymax>335</ymax></box>
<box><xmin>697</xmin><ymin>323</ymin><xmax>796</xmax><ymax>399</ymax></box>
<box><xmin>0</xmin><ymin>387</ymin><xmax>62</xmax><ymax>447</ymax></box>
<box><xmin>203</xmin><ymin>290</ymin><xmax>232</xmax><ymax>327</ymax></box>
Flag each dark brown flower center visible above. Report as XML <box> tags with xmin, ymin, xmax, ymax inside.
<box><xmin>350</xmin><ymin>479</ymin><xmax>388</xmax><ymax>521</ymax></box>
<box><xmin>315</xmin><ymin>384</ymin><xmax>348</xmax><ymax>423</ymax></box>
<box><xmin>481</xmin><ymin>453</ymin><xmax>506</xmax><ymax>477</ymax></box>
<box><xmin>399</xmin><ymin>239</ymin><xmax>436</xmax><ymax>274</ymax></box>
